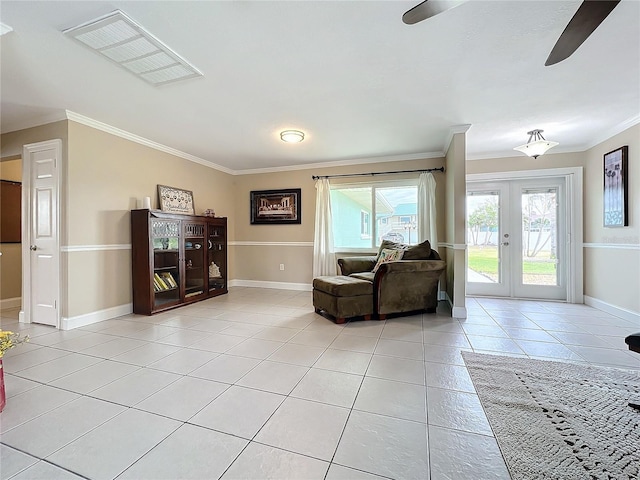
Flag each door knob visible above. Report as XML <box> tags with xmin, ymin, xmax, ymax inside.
<box><xmin>30</xmin><ymin>245</ymin><xmax>38</xmax><ymax>251</ymax></box>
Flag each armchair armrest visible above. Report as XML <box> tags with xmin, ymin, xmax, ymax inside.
<box><xmin>375</xmin><ymin>259</ymin><xmax>445</xmax><ymax>275</ymax></box>
<box><xmin>373</xmin><ymin>259</ymin><xmax>446</xmax><ymax>316</ymax></box>
<box><xmin>337</xmin><ymin>256</ymin><xmax>377</xmax><ymax>276</ymax></box>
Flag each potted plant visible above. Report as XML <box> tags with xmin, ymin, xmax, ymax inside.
<box><xmin>0</xmin><ymin>330</ymin><xmax>29</xmax><ymax>412</ymax></box>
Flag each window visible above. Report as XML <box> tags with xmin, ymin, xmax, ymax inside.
<box><xmin>361</xmin><ymin>211</ymin><xmax>370</xmax><ymax>237</ymax></box>
<box><xmin>330</xmin><ymin>182</ymin><xmax>419</xmax><ymax>250</ymax></box>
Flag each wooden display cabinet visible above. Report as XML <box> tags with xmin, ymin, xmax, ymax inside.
<box><xmin>131</xmin><ymin>209</ymin><xmax>227</xmax><ymax>315</ymax></box>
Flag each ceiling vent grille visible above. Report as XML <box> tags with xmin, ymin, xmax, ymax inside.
<box><xmin>63</xmin><ymin>10</ymin><xmax>203</xmax><ymax>86</ymax></box>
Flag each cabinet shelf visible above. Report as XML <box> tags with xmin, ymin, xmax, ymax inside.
<box><xmin>155</xmin><ymin>287</ymin><xmax>178</xmax><ymax>293</ymax></box>
<box><xmin>154</xmin><ymin>266</ymin><xmax>178</xmax><ymax>272</ymax></box>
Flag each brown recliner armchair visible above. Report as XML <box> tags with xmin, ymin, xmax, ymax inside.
<box><xmin>337</xmin><ymin>240</ymin><xmax>446</xmax><ymax>319</ymax></box>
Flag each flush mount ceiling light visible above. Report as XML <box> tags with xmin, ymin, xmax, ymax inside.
<box><xmin>280</xmin><ymin>130</ymin><xmax>305</xmax><ymax>143</ymax></box>
<box><xmin>63</xmin><ymin>10</ymin><xmax>203</xmax><ymax>86</ymax></box>
<box><xmin>513</xmin><ymin>129</ymin><xmax>559</xmax><ymax>159</ymax></box>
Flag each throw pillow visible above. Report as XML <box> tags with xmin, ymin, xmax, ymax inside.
<box><xmin>377</xmin><ymin>239</ymin><xmax>432</xmax><ymax>260</ymax></box>
<box><xmin>372</xmin><ymin>248</ymin><xmax>404</xmax><ymax>273</ymax></box>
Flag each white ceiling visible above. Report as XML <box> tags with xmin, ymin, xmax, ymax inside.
<box><xmin>1</xmin><ymin>1</ymin><xmax>639</xmax><ymax>173</ymax></box>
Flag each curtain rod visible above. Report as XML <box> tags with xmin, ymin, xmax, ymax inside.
<box><xmin>312</xmin><ymin>167</ymin><xmax>444</xmax><ymax>180</ymax></box>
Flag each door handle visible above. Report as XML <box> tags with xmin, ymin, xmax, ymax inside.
<box><xmin>30</xmin><ymin>245</ymin><xmax>38</xmax><ymax>251</ymax></box>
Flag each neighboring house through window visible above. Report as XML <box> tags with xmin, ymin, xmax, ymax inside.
<box><xmin>330</xmin><ymin>181</ymin><xmax>419</xmax><ymax>250</ymax></box>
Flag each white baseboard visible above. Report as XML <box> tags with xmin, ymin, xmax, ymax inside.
<box><xmin>0</xmin><ymin>297</ymin><xmax>21</xmax><ymax>310</ymax></box>
<box><xmin>229</xmin><ymin>279</ymin><xmax>313</xmax><ymax>291</ymax></box>
<box><xmin>61</xmin><ymin>303</ymin><xmax>133</xmax><ymax>331</ymax></box>
<box><xmin>583</xmin><ymin>295</ymin><xmax>640</xmax><ymax>323</ymax></box>
<box><xmin>444</xmin><ymin>291</ymin><xmax>467</xmax><ymax>319</ymax></box>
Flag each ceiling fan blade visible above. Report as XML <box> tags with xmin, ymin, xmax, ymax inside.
<box><xmin>545</xmin><ymin>0</ymin><xmax>621</xmax><ymax>66</ymax></box>
<box><xmin>402</xmin><ymin>0</ymin><xmax>468</xmax><ymax>25</ymax></box>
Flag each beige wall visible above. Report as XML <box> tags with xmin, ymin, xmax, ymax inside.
<box><xmin>0</xmin><ymin>158</ymin><xmax>22</xmax><ymax>181</ymax></box>
<box><xmin>64</xmin><ymin>121</ymin><xmax>236</xmax><ymax>317</ymax></box>
<box><xmin>231</xmin><ymin>157</ymin><xmax>447</xmax><ymax>286</ymax></box>
<box><xmin>582</xmin><ymin>125</ymin><xmax>639</xmax><ymax>313</ymax></box>
<box><xmin>467</xmin><ymin>124</ymin><xmax>640</xmax><ymax>314</ymax></box>
<box><xmin>444</xmin><ymin>132</ymin><xmax>467</xmax><ymax>313</ymax></box>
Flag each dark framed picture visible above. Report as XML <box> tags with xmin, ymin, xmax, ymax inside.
<box><xmin>157</xmin><ymin>185</ymin><xmax>195</xmax><ymax>215</ymax></box>
<box><xmin>603</xmin><ymin>146</ymin><xmax>628</xmax><ymax>227</ymax></box>
<box><xmin>250</xmin><ymin>188</ymin><xmax>301</xmax><ymax>225</ymax></box>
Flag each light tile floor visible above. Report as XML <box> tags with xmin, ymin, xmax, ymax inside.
<box><xmin>1</xmin><ymin>289</ymin><xmax>639</xmax><ymax>479</ymax></box>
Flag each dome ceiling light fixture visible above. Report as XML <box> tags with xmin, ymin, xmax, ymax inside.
<box><xmin>513</xmin><ymin>129</ymin><xmax>559</xmax><ymax>159</ymax></box>
<box><xmin>280</xmin><ymin>130</ymin><xmax>305</xmax><ymax>143</ymax></box>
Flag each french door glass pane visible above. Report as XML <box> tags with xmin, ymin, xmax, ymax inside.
<box><xmin>521</xmin><ymin>188</ymin><xmax>559</xmax><ymax>286</ymax></box>
<box><xmin>467</xmin><ymin>192</ymin><xmax>500</xmax><ymax>283</ymax></box>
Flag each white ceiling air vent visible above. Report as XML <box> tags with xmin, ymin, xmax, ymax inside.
<box><xmin>62</xmin><ymin>10</ymin><xmax>203</xmax><ymax>86</ymax></box>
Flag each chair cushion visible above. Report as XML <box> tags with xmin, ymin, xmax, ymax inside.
<box><xmin>313</xmin><ymin>276</ymin><xmax>373</xmax><ymax>296</ymax></box>
<box><xmin>378</xmin><ymin>239</ymin><xmax>432</xmax><ymax>260</ymax></box>
<box><xmin>350</xmin><ymin>272</ymin><xmax>375</xmax><ymax>282</ymax></box>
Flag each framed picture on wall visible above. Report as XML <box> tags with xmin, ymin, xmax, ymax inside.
<box><xmin>603</xmin><ymin>146</ymin><xmax>628</xmax><ymax>227</ymax></box>
<box><xmin>157</xmin><ymin>185</ymin><xmax>195</xmax><ymax>215</ymax></box>
<box><xmin>250</xmin><ymin>188</ymin><xmax>301</xmax><ymax>225</ymax></box>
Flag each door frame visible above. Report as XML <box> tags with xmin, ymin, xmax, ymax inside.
<box><xmin>466</xmin><ymin>167</ymin><xmax>583</xmax><ymax>303</ymax></box>
<box><xmin>20</xmin><ymin>139</ymin><xmax>62</xmax><ymax>327</ymax></box>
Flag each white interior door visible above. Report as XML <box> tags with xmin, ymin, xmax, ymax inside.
<box><xmin>22</xmin><ymin>140</ymin><xmax>61</xmax><ymax>327</ymax></box>
<box><xmin>467</xmin><ymin>177</ymin><xmax>568</xmax><ymax>301</ymax></box>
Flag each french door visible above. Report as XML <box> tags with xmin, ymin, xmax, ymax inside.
<box><xmin>466</xmin><ymin>177</ymin><xmax>567</xmax><ymax>301</ymax></box>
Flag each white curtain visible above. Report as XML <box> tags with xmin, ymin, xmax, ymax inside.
<box><xmin>418</xmin><ymin>172</ymin><xmax>438</xmax><ymax>252</ymax></box>
<box><xmin>313</xmin><ymin>178</ymin><xmax>337</xmax><ymax>277</ymax></box>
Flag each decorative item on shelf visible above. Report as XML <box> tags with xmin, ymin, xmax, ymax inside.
<box><xmin>203</xmin><ymin>209</ymin><xmax>216</xmax><ymax>217</ymax></box>
<box><xmin>0</xmin><ymin>331</ymin><xmax>30</xmax><ymax>412</ymax></box>
<box><xmin>209</xmin><ymin>262</ymin><xmax>221</xmax><ymax>278</ymax></box>
<box><xmin>186</xmin><ymin>259</ymin><xmax>193</xmax><ymax>269</ymax></box>
<box><xmin>157</xmin><ymin>185</ymin><xmax>195</xmax><ymax>215</ymax></box>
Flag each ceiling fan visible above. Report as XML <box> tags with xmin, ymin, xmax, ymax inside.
<box><xmin>402</xmin><ymin>0</ymin><xmax>621</xmax><ymax>66</ymax></box>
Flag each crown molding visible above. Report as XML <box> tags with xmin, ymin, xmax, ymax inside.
<box><xmin>580</xmin><ymin>114</ymin><xmax>640</xmax><ymax>152</ymax></box>
<box><xmin>64</xmin><ymin>111</ymin><xmax>235</xmax><ymax>175</ymax></box>
<box><xmin>235</xmin><ymin>150</ymin><xmax>445</xmax><ymax>176</ymax></box>
<box><xmin>0</xmin><ymin>22</ymin><xmax>14</xmax><ymax>35</ymax></box>
<box><xmin>443</xmin><ymin>124</ymin><xmax>472</xmax><ymax>154</ymax></box>
<box><xmin>467</xmin><ymin>115</ymin><xmax>640</xmax><ymax>161</ymax></box>
<box><xmin>1</xmin><ymin>111</ymin><xmax>69</xmax><ymax>134</ymax></box>
<box><xmin>62</xmin><ymin>111</ymin><xmax>444</xmax><ymax>176</ymax></box>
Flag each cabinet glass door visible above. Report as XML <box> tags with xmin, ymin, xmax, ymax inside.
<box><xmin>152</xmin><ymin>219</ymin><xmax>180</xmax><ymax>309</ymax></box>
<box><xmin>208</xmin><ymin>223</ymin><xmax>226</xmax><ymax>292</ymax></box>
<box><xmin>183</xmin><ymin>221</ymin><xmax>206</xmax><ymax>300</ymax></box>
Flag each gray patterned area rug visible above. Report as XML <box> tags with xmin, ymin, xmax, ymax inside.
<box><xmin>462</xmin><ymin>352</ymin><xmax>640</xmax><ymax>480</ymax></box>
